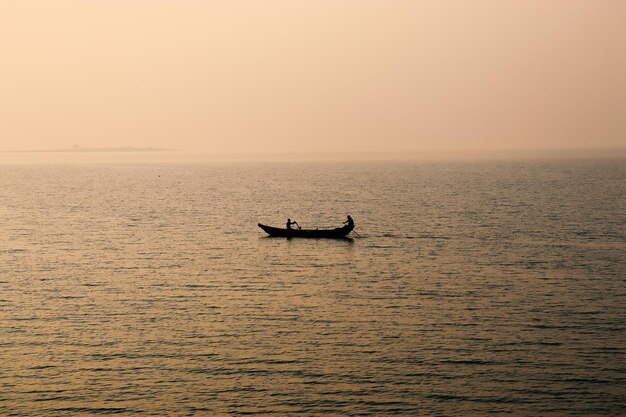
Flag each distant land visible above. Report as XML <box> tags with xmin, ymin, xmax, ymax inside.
<box><xmin>201</xmin><ymin>148</ymin><xmax>626</xmax><ymax>161</ymax></box>
<box><xmin>1</xmin><ymin>145</ymin><xmax>175</xmax><ymax>153</ymax></box>
<box><xmin>1</xmin><ymin>147</ymin><xmax>624</xmax><ymax>162</ymax></box>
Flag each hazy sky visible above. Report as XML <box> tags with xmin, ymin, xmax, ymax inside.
<box><xmin>1</xmin><ymin>1</ymin><xmax>624</xmax><ymax>154</ymax></box>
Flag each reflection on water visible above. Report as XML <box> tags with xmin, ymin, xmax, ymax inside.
<box><xmin>0</xmin><ymin>159</ymin><xmax>624</xmax><ymax>415</ymax></box>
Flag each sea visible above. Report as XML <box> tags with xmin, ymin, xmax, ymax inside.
<box><xmin>0</xmin><ymin>155</ymin><xmax>624</xmax><ymax>416</ymax></box>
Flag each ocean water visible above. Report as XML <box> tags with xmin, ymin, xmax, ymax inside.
<box><xmin>0</xmin><ymin>158</ymin><xmax>624</xmax><ymax>416</ymax></box>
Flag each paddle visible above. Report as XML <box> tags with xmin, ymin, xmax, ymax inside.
<box><xmin>351</xmin><ymin>229</ymin><xmax>362</xmax><ymax>238</ymax></box>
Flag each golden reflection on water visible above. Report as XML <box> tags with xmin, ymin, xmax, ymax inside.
<box><xmin>1</xmin><ymin>159</ymin><xmax>624</xmax><ymax>415</ymax></box>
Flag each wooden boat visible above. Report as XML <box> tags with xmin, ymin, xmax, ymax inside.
<box><xmin>258</xmin><ymin>221</ymin><xmax>354</xmax><ymax>239</ymax></box>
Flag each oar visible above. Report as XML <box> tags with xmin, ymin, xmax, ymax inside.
<box><xmin>351</xmin><ymin>229</ymin><xmax>362</xmax><ymax>238</ymax></box>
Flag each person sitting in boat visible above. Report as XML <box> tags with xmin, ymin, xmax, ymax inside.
<box><xmin>343</xmin><ymin>215</ymin><xmax>354</xmax><ymax>229</ymax></box>
<box><xmin>286</xmin><ymin>218</ymin><xmax>298</xmax><ymax>230</ymax></box>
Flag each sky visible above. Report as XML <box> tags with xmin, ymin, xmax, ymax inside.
<box><xmin>1</xmin><ymin>0</ymin><xmax>624</xmax><ymax>154</ymax></box>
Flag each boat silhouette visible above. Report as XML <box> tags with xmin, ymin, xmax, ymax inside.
<box><xmin>258</xmin><ymin>216</ymin><xmax>354</xmax><ymax>239</ymax></box>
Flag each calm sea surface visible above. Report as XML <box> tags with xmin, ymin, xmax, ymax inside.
<box><xmin>0</xmin><ymin>158</ymin><xmax>624</xmax><ymax>416</ymax></box>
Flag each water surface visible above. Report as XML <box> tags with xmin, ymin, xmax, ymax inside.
<box><xmin>1</xmin><ymin>159</ymin><xmax>624</xmax><ymax>415</ymax></box>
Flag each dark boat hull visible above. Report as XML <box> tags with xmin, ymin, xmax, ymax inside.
<box><xmin>258</xmin><ymin>223</ymin><xmax>353</xmax><ymax>239</ymax></box>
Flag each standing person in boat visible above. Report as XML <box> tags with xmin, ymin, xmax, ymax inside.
<box><xmin>344</xmin><ymin>215</ymin><xmax>354</xmax><ymax>229</ymax></box>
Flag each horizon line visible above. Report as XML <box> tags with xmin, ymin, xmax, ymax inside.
<box><xmin>1</xmin><ymin>147</ymin><xmax>625</xmax><ymax>155</ymax></box>
<box><xmin>0</xmin><ymin>146</ymin><xmax>177</xmax><ymax>153</ymax></box>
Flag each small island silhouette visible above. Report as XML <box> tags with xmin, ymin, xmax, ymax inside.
<box><xmin>3</xmin><ymin>145</ymin><xmax>175</xmax><ymax>153</ymax></box>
